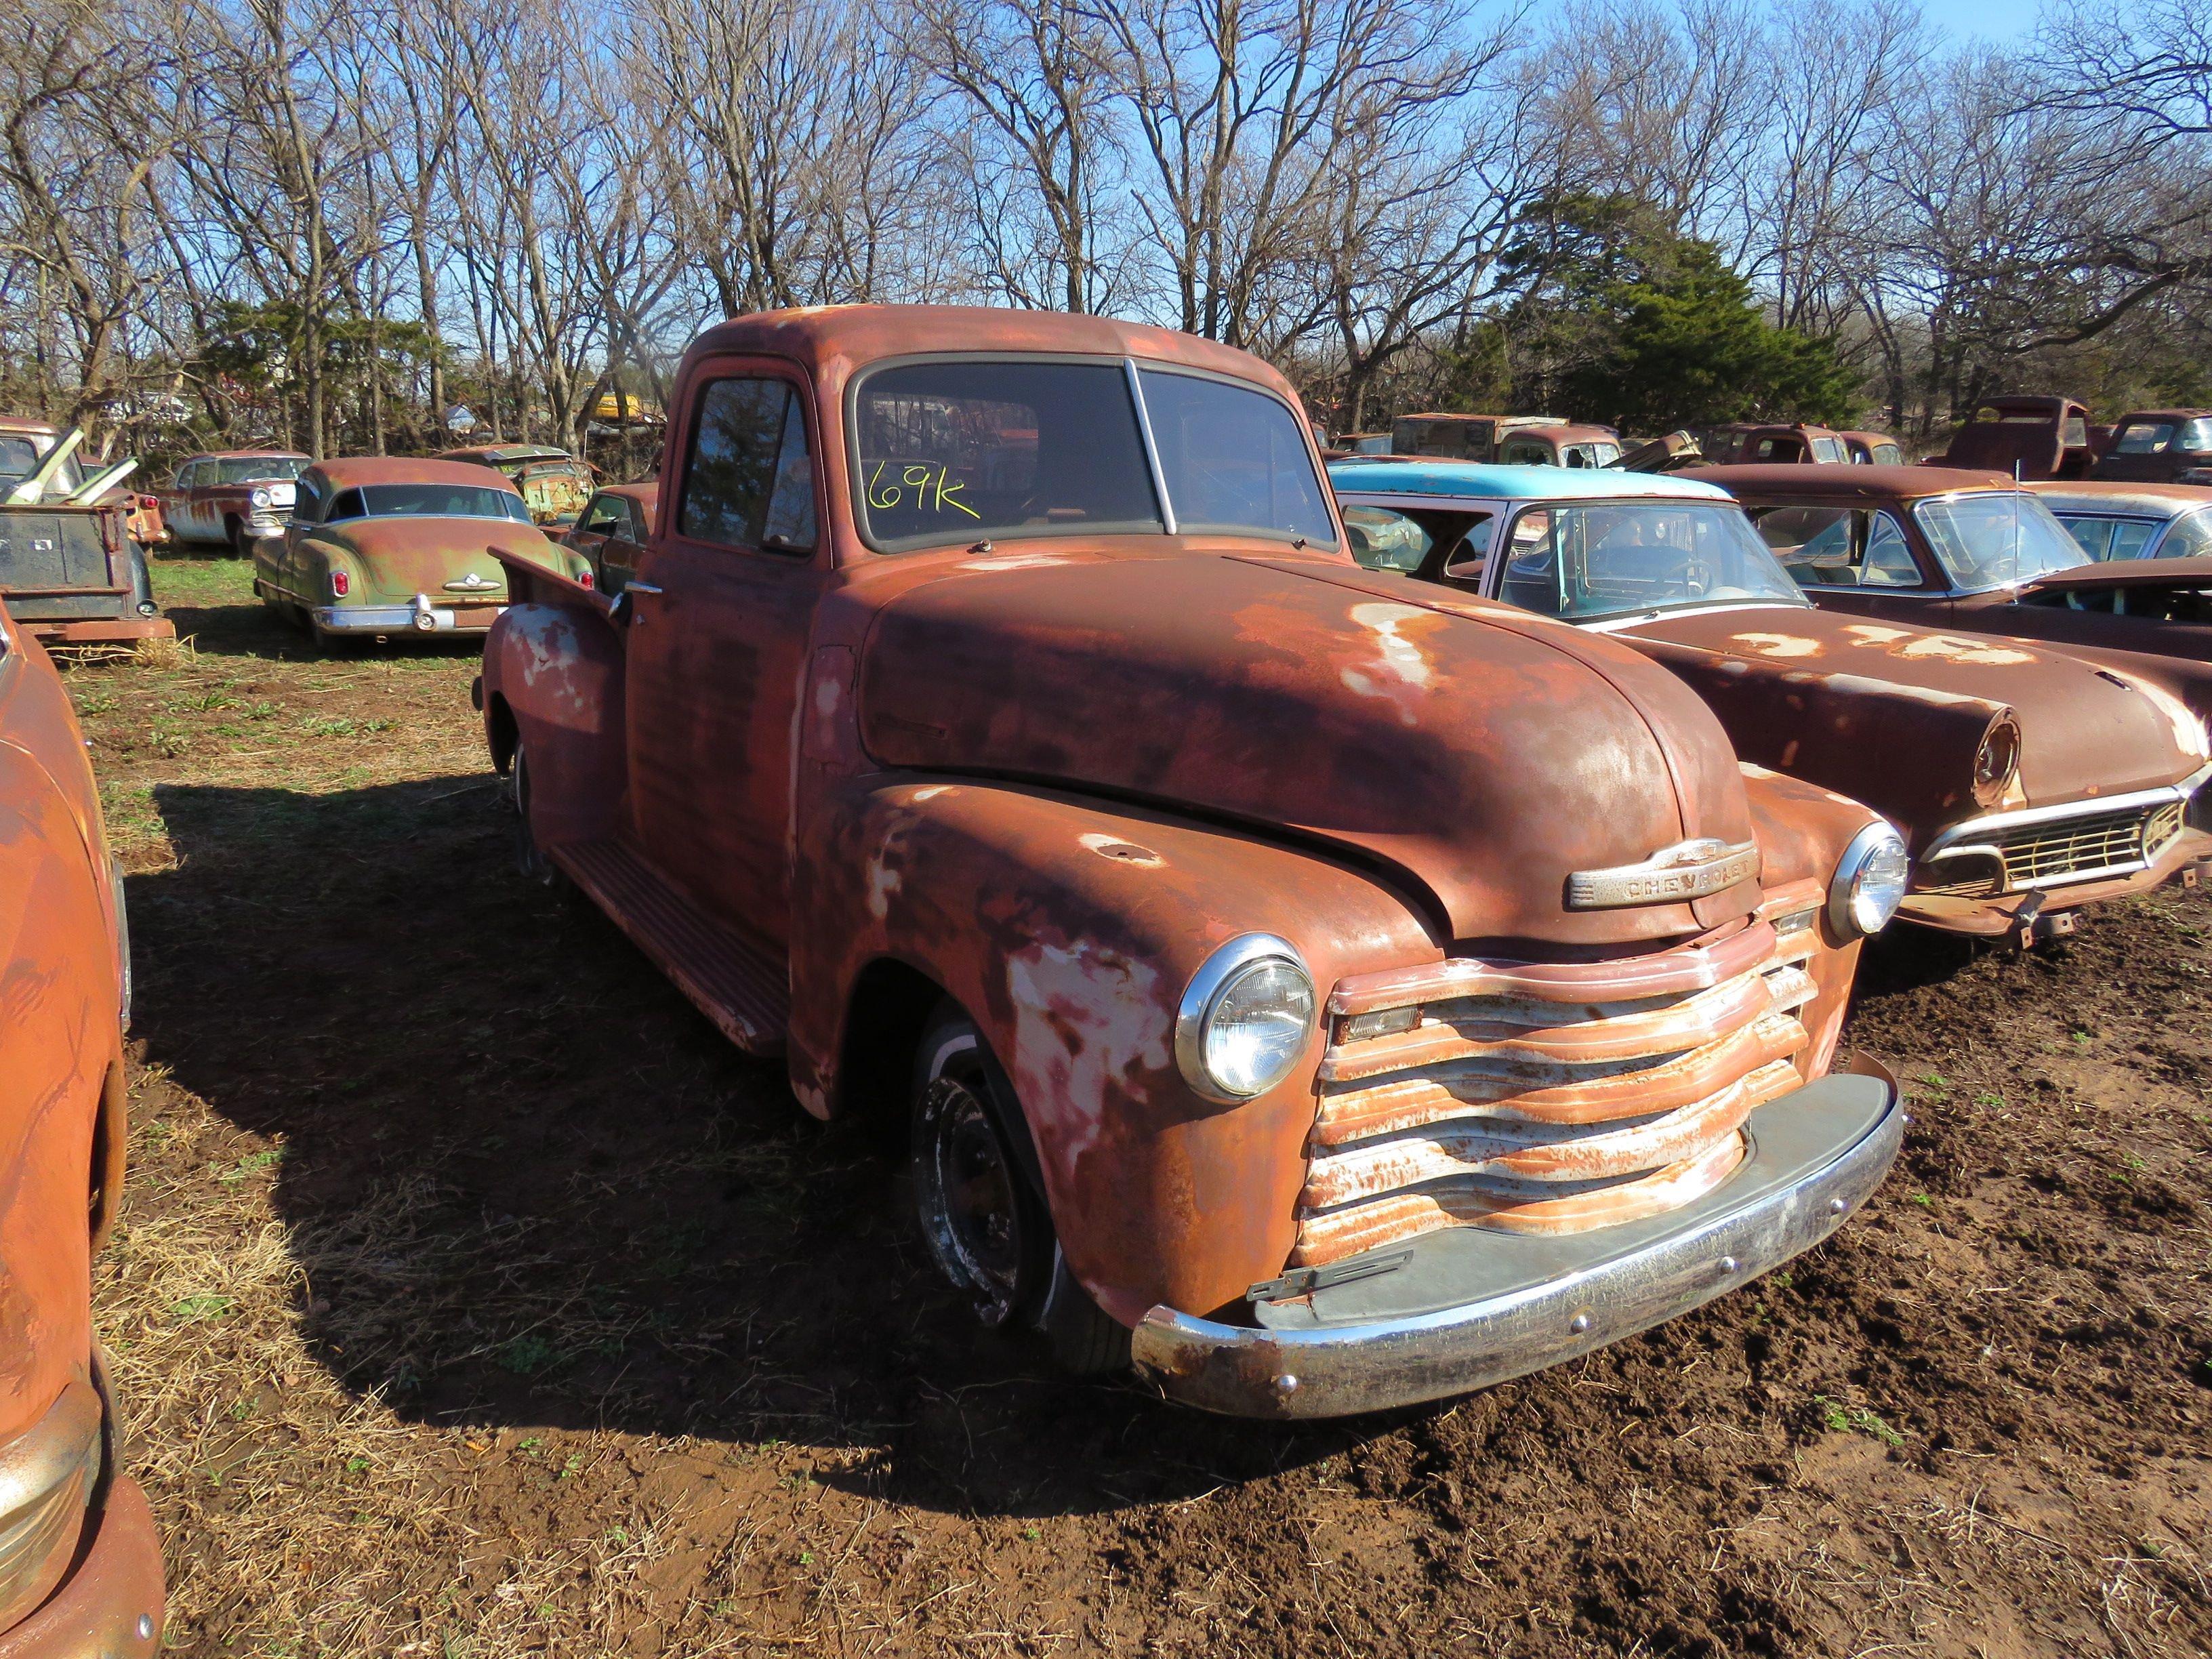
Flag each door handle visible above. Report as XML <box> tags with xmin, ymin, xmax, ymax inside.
<box><xmin>625</xmin><ymin>581</ymin><xmax>664</xmax><ymax>596</ymax></box>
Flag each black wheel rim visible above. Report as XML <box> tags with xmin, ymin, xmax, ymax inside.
<box><xmin>915</xmin><ymin>1074</ymin><xmax>1023</xmax><ymax>1325</ymax></box>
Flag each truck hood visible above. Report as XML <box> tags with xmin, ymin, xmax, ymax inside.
<box><xmin>856</xmin><ymin>548</ymin><xmax>1763</xmax><ymax>947</ymax></box>
<box><xmin>320</xmin><ymin>517</ymin><xmax>558</xmax><ymax>601</ymax></box>
<box><xmin>1616</xmin><ymin>603</ymin><xmax>2209</xmax><ymax>834</ymax></box>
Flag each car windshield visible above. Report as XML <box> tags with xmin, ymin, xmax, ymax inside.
<box><xmin>2111</xmin><ymin>422</ymin><xmax>2175</xmax><ymax>455</ymax></box>
<box><xmin>1914</xmin><ymin>493</ymin><xmax>2087</xmax><ymax>590</ymax></box>
<box><xmin>330</xmin><ymin>483</ymin><xmax>532</xmax><ymax>523</ymax></box>
<box><xmin>1495</xmin><ymin>499</ymin><xmax>1809</xmax><ymax>621</ymax></box>
<box><xmin>851</xmin><ymin>358</ymin><xmax>1334</xmax><ymax>551</ymax></box>
<box><xmin>218</xmin><ymin>456</ymin><xmax>305</xmax><ymax>483</ymax></box>
<box><xmin>1870</xmin><ymin>443</ymin><xmax>1902</xmax><ymax>465</ymax></box>
<box><xmin>1810</xmin><ymin>436</ymin><xmax>1848</xmax><ymax>462</ymax></box>
<box><xmin>519</xmin><ymin>466</ymin><xmax>592</xmax><ymax>523</ymax></box>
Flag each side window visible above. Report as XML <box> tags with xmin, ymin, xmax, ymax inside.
<box><xmin>1753</xmin><ymin>506</ymin><xmax>1853</xmax><ymax>584</ymax></box>
<box><xmin>1500</xmin><ymin>509</ymin><xmax>1562</xmax><ymax>613</ymax></box>
<box><xmin>678</xmin><ymin>377</ymin><xmax>817</xmax><ymax>553</ymax></box>
<box><xmin>2159</xmin><ymin>512</ymin><xmax>2212</xmax><ymax>560</ymax></box>
<box><xmin>325</xmin><ymin>488</ymin><xmax>365</xmax><ymax>523</ymax></box>
<box><xmin>175</xmin><ymin>460</ymin><xmax>201</xmax><ymax>491</ymax></box>
<box><xmin>1500</xmin><ymin>440</ymin><xmax>1553</xmax><ymax>466</ymax></box>
<box><xmin>1862</xmin><ymin>513</ymin><xmax>1919</xmax><ymax>586</ymax></box>
<box><xmin>576</xmin><ymin>493</ymin><xmax>625</xmax><ymax>536</ymax></box>
<box><xmin>1340</xmin><ymin>506</ymin><xmax>1432</xmax><ymax>573</ymax></box>
<box><xmin>2057</xmin><ymin>516</ymin><xmax>2113</xmax><ymax>561</ymax></box>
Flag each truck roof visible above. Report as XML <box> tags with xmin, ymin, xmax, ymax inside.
<box><xmin>1327</xmin><ymin>459</ymin><xmax>1729</xmax><ymax>501</ymax></box>
<box><xmin>682</xmin><ymin>304</ymin><xmax>1298</xmax><ymax>398</ymax></box>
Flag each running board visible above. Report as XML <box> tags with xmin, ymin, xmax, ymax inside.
<box><xmin>553</xmin><ymin>838</ymin><xmax>790</xmax><ymax>1055</ymax></box>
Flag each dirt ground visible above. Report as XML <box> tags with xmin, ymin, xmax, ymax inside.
<box><xmin>62</xmin><ymin>554</ymin><xmax>2212</xmax><ymax>1658</ymax></box>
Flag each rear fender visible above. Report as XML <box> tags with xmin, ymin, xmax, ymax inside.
<box><xmin>789</xmin><ymin>775</ymin><xmax>1437</xmax><ymax>1325</ymax></box>
<box><xmin>481</xmin><ymin>597</ymin><xmax>628</xmax><ymax>848</ymax></box>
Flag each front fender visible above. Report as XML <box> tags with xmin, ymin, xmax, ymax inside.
<box><xmin>481</xmin><ymin>598</ymin><xmax>628</xmax><ymax>848</ymax></box>
<box><xmin>789</xmin><ymin>775</ymin><xmax>1438</xmax><ymax>1325</ymax></box>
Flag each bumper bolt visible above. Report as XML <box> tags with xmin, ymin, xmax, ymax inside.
<box><xmin>1274</xmin><ymin>1372</ymin><xmax>1298</xmax><ymax>1395</ymax></box>
<box><xmin>139</xmin><ymin>1615</ymin><xmax>155</xmax><ymax>1640</ymax></box>
<box><xmin>1829</xmin><ymin>1197</ymin><xmax>1847</xmax><ymax>1215</ymax></box>
<box><xmin>1719</xmin><ymin>1256</ymin><xmax>1739</xmax><ymax>1273</ymax></box>
<box><xmin>1569</xmin><ymin>1312</ymin><xmax>1591</xmax><ymax>1334</ymax></box>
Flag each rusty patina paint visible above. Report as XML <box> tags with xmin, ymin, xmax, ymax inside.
<box><xmin>0</xmin><ymin>607</ymin><xmax>164</xmax><ymax>1644</ymax></box>
<box><xmin>481</xmin><ymin>305</ymin><xmax>1895</xmax><ymax>1345</ymax></box>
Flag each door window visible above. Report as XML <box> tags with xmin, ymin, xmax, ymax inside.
<box><xmin>174</xmin><ymin>460</ymin><xmax>202</xmax><ymax>491</ymax></box>
<box><xmin>2110</xmin><ymin>421</ymin><xmax>2175</xmax><ymax>455</ymax></box>
<box><xmin>1752</xmin><ymin>506</ymin><xmax>1923</xmax><ymax>588</ymax></box>
<box><xmin>576</xmin><ymin>493</ymin><xmax>627</xmax><ymax>537</ymax></box>
<box><xmin>679</xmin><ymin>377</ymin><xmax>817</xmax><ymax>553</ymax></box>
<box><xmin>2160</xmin><ymin>510</ymin><xmax>2212</xmax><ymax>560</ymax></box>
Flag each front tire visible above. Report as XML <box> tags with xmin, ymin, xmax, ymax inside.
<box><xmin>909</xmin><ymin>1006</ymin><xmax>1130</xmax><ymax>1374</ymax></box>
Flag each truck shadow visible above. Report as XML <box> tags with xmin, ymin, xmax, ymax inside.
<box><xmin>129</xmin><ymin>776</ymin><xmax>1364</xmax><ymax>1517</ymax></box>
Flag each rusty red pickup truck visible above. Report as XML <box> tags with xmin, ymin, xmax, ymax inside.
<box><xmin>477</xmin><ymin>306</ymin><xmax>1909</xmax><ymax>1418</ymax></box>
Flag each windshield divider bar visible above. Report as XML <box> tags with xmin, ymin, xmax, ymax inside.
<box><xmin>1124</xmin><ymin>358</ymin><xmax>1178</xmax><ymax>536</ymax></box>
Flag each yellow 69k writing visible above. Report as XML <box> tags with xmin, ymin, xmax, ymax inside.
<box><xmin>868</xmin><ymin>461</ymin><xmax>980</xmax><ymax>519</ymax></box>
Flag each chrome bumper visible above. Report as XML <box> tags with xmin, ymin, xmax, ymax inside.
<box><xmin>1129</xmin><ymin>1059</ymin><xmax>1903</xmax><ymax>1418</ymax></box>
<box><xmin>312</xmin><ymin>596</ymin><xmax>504</xmax><ymax>634</ymax></box>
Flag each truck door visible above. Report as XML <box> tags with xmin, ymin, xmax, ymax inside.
<box><xmin>623</xmin><ymin>367</ymin><xmax>823</xmax><ymax>944</ymax></box>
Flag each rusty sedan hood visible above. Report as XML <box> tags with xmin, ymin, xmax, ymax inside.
<box><xmin>317</xmin><ymin>517</ymin><xmax>556</xmax><ymax>601</ymax></box>
<box><xmin>1617</xmin><ymin>603</ymin><xmax>2208</xmax><ymax>833</ymax></box>
<box><xmin>856</xmin><ymin>547</ymin><xmax>1762</xmax><ymax>947</ymax></box>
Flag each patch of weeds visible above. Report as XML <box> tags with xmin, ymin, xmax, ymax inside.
<box><xmin>345</xmin><ymin>1456</ymin><xmax>371</xmax><ymax>1474</ymax></box>
<box><xmin>495</xmin><ymin>1334</ymin><xmax>560</xmax><ymax>1376</ymax></box>
<box><xmin>1814</xmin><ymin>1394</ymin><xmax>1906</xmax><ymax>1447</ymax></box>
<box><xmin>607</xmin><ymin>1527</ymin><xmax>631</xmax><ymax>1547</ymax></box>
<box><xmin>214</xmin><ymin>1148</ymin><xmax>283</xmax><ymax>1185</ymax></box>
<box><xmin>517</xmin><ymin>1437</ymin><xmax>544</xmax><ymax>1456</ymax></box>
<box><xmin>168</xmin><ymin>689</ymin><xmax>239</xmax><ymax>713</ymax></box>
<box><xmin>1914</xmin><ymin>1071</ymin><xmax>1949</xmax><ymax>1100</ymax></box>
<box><xmin>227</xmin><ymin>1397</ymin><xmax>258</xmax><ymax>1422</ymax></box>
<box><xmin>1022</xmin><ymin>1526</ymin><xmax>1041</xmax><ymax>1541</ymax></box>
<box><xmin>146</xmin><ymin>725</ymin><xmax>190</xmax><ymax>758</ymax></box>
<box><xmin>1770</xmin><ymin>1271</ymin><xmax>1794</xmax><ymax>1292</ymax></box>
<box><xmin>299</xmin><ymin>715</ymin><xmax>356</xmax><ymax>737</ymax></box>
<box><xmin>73</xmin><ymin>690</ymin><xmax>116</xmax><ymax>716</ymax></box>
<box><xmin>243</xmin><ymin>699</ymin><xmax>281</xmax><ymax>720</ymax></box>
<box><xmin>2072</xmin><ymin>1029</ymin><xmax>2093</xmax><ymax>1050</ymax></box>
<box><xmin>1911</xmin><ymin>1193</ymin><xmax>1935</xmax><ymax>1209</ymax></box>
<box><xmin>558</xmin><ymin>1452</ymin><xmax>583</xmax><ymax>1480</ymax></box>
<box><xmin>1973</xmin><ymin>1091</ymin><xmax>2006</xmax><ymax>1109</ymax></box>
<box><xmin>171</xmin><ymin>1294</ymin><xmax>235</xmax><ymax>1323</ymax></box>
<box><xmin>798</xmin><ymin>1551</ymin><xmax>816</xmax><ymax>1566</ymax></box>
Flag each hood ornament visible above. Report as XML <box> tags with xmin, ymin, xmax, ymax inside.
<box><xmin>1567</xmin><ymin>836</ymin><xmax>1760</xmax><ymax>909</ymax></box>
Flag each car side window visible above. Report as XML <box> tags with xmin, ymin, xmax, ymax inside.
<box><xmin>678</xmin><ymin>377</ymin><xmax>817</xmax><ymax>554</ymax></box>
<box><xmin>577</xmin><ymin>493</ymin><xmax>625</xmax><ymax>536</ymax></box>
<box><xmin>2056</xmin><ymin>515</ymin><xmax>2112</xmax><ymax>560</ymax></box>
<box><xmin>291</xmin><ymin>476</ymin><xmax>324</xmax><ymax>524</ymax></box>
<box><xmin>175</xmin><ymin>460</ymin><xmax>201</xmax><ymax>491</ymax></box>
<box><xmin>2160</xmin><ymin>511</ymin><xmax>2212</xmax><ymax>560</ymax></box>
<box><xmin>1340</xmin><ymin>506</ymin><xmax>1433</xmax><ymax>573</ymax></box>
<box><xmin>1862</xmin><ymin>513</ymin><xmax>1920</xmax><ymax>586</ymax></box>
<box><xmin>325</xmin><ymin>488</ymin><xmax>366</xmax><ymax>523</ymax></box>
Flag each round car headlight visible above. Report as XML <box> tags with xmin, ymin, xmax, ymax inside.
<box><xmin>249</xmin><ymin>487</ymin><xmax>271</xmax><ymax>510</ymax></box>
<box><xmin>1175</xmin><ymin>935</ymin><xmax>1317</xmax><ymax>1102</ymax></box>
<box><xmin>1973</xmin><ymin>716</ymin><xmax>2021</xmax><ymax>805</ymax></box>
<box><xmin>1828</xmin><ymin>821</ymin><xmax>1910</xmax><ymax>939</ymax></box>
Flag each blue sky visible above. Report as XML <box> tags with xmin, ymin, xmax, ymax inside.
<box><xmin>1916</xmin><ymin>0</ymin><xmax>2043</xmax><ymax>41</ymax></box>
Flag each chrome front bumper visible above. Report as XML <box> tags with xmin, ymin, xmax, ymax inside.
<box><xmin>312</xmin><ymin>596</ymin><xmax>505</xmax><ymax>634</ymax></box>
<box><xmin>1129</xmin><ymin>1059</ymin><xmax>1903</xmax><ymax>1418</ymax></box>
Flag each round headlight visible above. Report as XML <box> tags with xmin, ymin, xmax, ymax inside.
<box><xmin>1828</xmin><ymin>821</ymin><xmax>1910</xmax><ymax>939</ymax></box>
<box><xmin>1176</xmin><ymin>935</ymin><xmax>1316</xmax><ymax>1102</ymax></box>
<box><xmin>249</xmin><ymin>487</ymin><xmax>271</xmax><ymax>510</ymax></box>
<box><xmin>1973</xmin><ymin>717</ymin><xmax>2020</xmax><ymax>804</ymax></box>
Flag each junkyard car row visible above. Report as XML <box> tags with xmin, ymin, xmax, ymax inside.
<box><xmin>5</xmin><ymin>305</ymin><xmax>2212</xmax><ymax>1645</ymax></box>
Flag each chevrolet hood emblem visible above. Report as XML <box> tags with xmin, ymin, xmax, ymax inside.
<box><xmin>1566</xmin><ymin>837</ymin><xmax>1761</xmax><ymax>909</ymax></box>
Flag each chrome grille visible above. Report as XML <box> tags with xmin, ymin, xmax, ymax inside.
<box><xmin>1294</xmin><ymin>904</ymin><xmax>1820</xmax><ymax>1270</ymax></box>
<box><xmin>1919</xmin><ymin>798</ymin><xmax>2191</xmax><ymax>898</ymax></box>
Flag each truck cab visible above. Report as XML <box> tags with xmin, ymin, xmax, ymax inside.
<box><xmin>478</xmin><ymin>306</ymin><xmax>1909</xmax><ymax>1418</ymax></box>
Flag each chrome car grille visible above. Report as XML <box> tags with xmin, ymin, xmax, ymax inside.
<box><xmin>1917</xmin><ymin>800</ymin><xmax>2189</xmax><ymax>899</ymax></box>
<box><xmin>1294</xmin><ymin>906</ymin><xmax>1819</xmax><ymax>1269</ymax></box>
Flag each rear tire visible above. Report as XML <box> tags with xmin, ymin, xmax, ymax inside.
<box><xmin>224</xmin><ymin>516</ymin><xmax>246</xmax><ymax>557</ymax></box>
<box><xmin>909</xmin><ymin>1005</ymin><xmax>1130</xmax><ymax>1375</ymax></box>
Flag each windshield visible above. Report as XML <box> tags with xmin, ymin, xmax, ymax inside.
<box><xmin>218</xmin><ymin>456</ymin><xmax>305</xmax><ymax>483</ymax></box>
<box><xmin>1913</xmin><ymin>493</ymin><xmax>2087</xmax><ymax>590</ymax></box>
<box><xmin>1496</xmin><ymin>500</ymin><xmax>1809</xmax><ymax>621</ymax></box>
<box><xmin>329</xmin><ymin>483</ymin><xmax>532</xmax><ymax>523</ymax></box>
<box><xmin>1810</xmin><ymin>436</ymin><xmax>1847</xmax><ymax>463</ymax></box>
<box><xmin>851</xmin><ymin>358</ymin><xmax>1334</xmax><ymax>551</ymax></box>
<box><xmin>519</xmin><ymin>466</ymin><xmax>592</xmax><ymax>524</ymax></box>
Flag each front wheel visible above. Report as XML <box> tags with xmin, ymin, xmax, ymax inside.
<box><xmin>909</xmin><ymin>1006</ymin><xmax>1130</xmax><ymax>1374</ymax></box>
